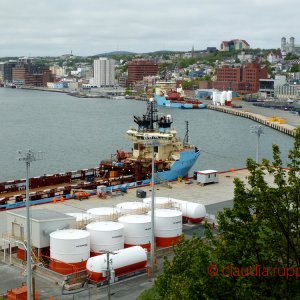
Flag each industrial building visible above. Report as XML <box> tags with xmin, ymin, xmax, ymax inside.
<box><xmin>259</xmin><ymin>75</ymin><xmax>286</xmax><ymax>98</ymax></box>
<box><xmin>212</xmin><ymin>62</ymin><xmax>268</xmax><ymax>94</ymax></box>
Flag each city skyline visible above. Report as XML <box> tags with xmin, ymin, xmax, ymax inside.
<box><xmin>0</xmin><ymin>0</ymin><xmax>299</xmax><ymax>57</ymax></box>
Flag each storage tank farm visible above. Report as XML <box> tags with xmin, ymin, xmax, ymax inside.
<box><xmin>118</xmin><ymin>215</ymin><xmax>152</xmax><ymax>251</ymax></box>
<box><xmin>116</xmin><ymin>201</ymin><xmax>148</xmax><ymax>215</ymax></box>
<box><xmin>86</xmin><ymin>221</ymin><xmax>124</xmax><ymax>256</ymax></box>
<box><xmin>148</xmin><ymin>209</ymin><xmax>183</xmax><ymax>247</ymax></box>
<box><xmin>86</xmin><ymin>246</ymin><xmax>148</xmax><ymax>283</ymax></box>
<box><xmin>86</xmin><ymin>207</ymin><xmax>121</xmax><ymax>221</ymax></box>
<box><xmin>171</xmin><ymin>199</ymin><xmax>206</xmax><ymax>223</ymax></box>
<box><xmin>49</xmin><ymin>229</ymin><xmax>90</xmax><ymax>275</ymax></box>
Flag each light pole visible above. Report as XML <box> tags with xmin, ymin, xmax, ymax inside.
<box><xmin>100</xmin><ymin>250</ymin><xmax>115</xmax><ymax>300</ymax></box>
<box><xmin>18</xmin><ymin>150</ymin><xmax>43</xmax><ymax>300</ymax></box>
<box><xmin>250</xmin><ymin>125</ymin><xmax>264</xmax><ymax>163</ymax></box>
<box><xmin>144</xmin><ymin>136</ymin><xmax>160</xmax><ymax>278</ymax></box>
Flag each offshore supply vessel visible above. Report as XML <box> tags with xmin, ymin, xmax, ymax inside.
<box><xmin>154</xmin><ymin>85</ymin><xmax>206</xmax><ymax>109</ymax></box>
<box><xmin>0</xmin><ymin>99</ymin><xmax>200</xmax><ymax>208</ymax></box>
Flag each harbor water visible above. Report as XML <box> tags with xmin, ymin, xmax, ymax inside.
<box><xmin>0</xmin><ymin>88</ymin><xmax>294</xmax><ymax>182</ymax></box>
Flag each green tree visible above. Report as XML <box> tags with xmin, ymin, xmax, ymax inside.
<box><xmin>290</xmin><ymin>64</ymin><xmax>300</xmax><ymax>73</ymax></box>
<box><xmin>150</xmin><ymin>128</ymin><xmax>300</xmax><ymax>300</ymax></box>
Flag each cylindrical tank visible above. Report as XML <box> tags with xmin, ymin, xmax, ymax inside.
<box><xmin>212</xmin><ymin>91</ymin><xmax>218</xmax><ymax>104</ymax></box>
<box><xmin>65</xmin><ymin>212</ymin><xmax>92</xmax><ymax>223</ymax></box>
<box><xmin>118</xmin><ymin>215</ymin><xmax>152</xmax><ymax>251</ymax></box>
<box><xmin>142</xmin><ymin>197</ymin><xmax>172</xmax><ymax>209</ymax></box>
<box><xmin>86</xmin><ymin>207</ymin><xmax>121</xmax><ymax>221</ymax></box>
<box><xmin>86</xmin><ymin>246</ymin><xmax>147</xmax><ymax>283</ymax></box>
<box><xmin>227</xmin><ymin>91</ymin><xmax>232</xmax><ymax>102</ymax></box>
<box><xmin>220</xmin><ymin>91</ymin><xmax>226</xmax><ymax>105</ymax></box>
<box><xmin>50</xmin><ymin>229</ymin><xmax>90</xmax><ymax>274</ymax></box>
<box><xmin>86</xmin><ymin>222</ymin><xmax>124</xmax><ymax>256</ymax></box>
<box><xmin>116</xmin><ymin>202</ymin><xmax>147</xmax><ymax>215</ymax></box>
<box><xmin>222</xmin><ymin>91</ymin><xmax>227</xmax><ymax>101</ymax></box>
<box><xmin>148</xmin><ymin>209</ymin><xmax>182</xmax><ymax>247</ymax></box>
<box><xmin>171</xmin><ymin>199</ymin><xmax>206</xmax><ymax>223</ymax></box>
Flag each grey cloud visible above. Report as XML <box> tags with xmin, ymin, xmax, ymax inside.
<box><xmin>0</xmin><ymin>0</ymin><xmax>299</xmax><ymax>56</ymax></box>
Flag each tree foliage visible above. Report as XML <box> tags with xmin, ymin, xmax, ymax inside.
<box><xmin>151</xmin><ymin>128</ymin><xmax>300</xmax><ymax>299</ymax></box>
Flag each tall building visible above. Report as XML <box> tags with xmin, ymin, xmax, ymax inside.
<box><xmin>212</xmin><ymin>62</ymin><xmax>268</xmax><ymax>94</ymax></box>
<box><xmin>4</xmin><ymin>61</ymin><xmax>17</xmax><ymax>82</ymax></box>
<box><xmin>220</xmin><ymin>39</ymin><xmax>250</xmax><ymax>52</ymax></box>
<box><xmin>93</xmin><ymin>57</ymin><xmax>115</xmax><ymax>87</ymax></box>
<box><xmin>127</xmin><ymin>60</ymin><xmax>158</xmax><ymax>86</ymax></box>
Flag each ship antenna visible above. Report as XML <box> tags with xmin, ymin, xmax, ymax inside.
<box><xmin>183</xmin><ymin>121</ymin><xmax>189</xmax><ymax>145</ymax></box>
<box><xmin>149</xmin><ymin>98</ymin><xmax>155</xmax><ymax>131</ymax></box>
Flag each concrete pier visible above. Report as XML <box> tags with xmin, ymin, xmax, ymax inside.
<box><xmin>206</xmin><ymin>104</ymin><xmax>296</xmax><ymax>137</ymax></box>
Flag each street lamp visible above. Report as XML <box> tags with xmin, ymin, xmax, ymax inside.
<box><xmin>250</xmin><ymin>125</ymin><xmax>264</xmax><ymax>163</ymax></box>
<box><xmin>18</xmin><ymin>150</ymin><xmax>43</xmax><ymax>300</ymax></box>
<box><xmin>144</xmin><ymin>136</ymin><xmax>160</xmax><ymax>278</ymax></box>
<box><xmin>100</xmin><ymin>250</ymin><xmax>116</xmax><ymax>300</ymax></box>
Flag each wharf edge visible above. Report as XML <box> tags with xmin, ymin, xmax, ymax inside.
<box><xmin>206</xmin><ymin>104</ymin><xmax>296</xmax><ymax>137</ymax></box>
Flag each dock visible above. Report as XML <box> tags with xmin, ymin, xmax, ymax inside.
<box><xmin>207</xmin><ymin>104</ymin><xmax>296</xmax><ymax>137</ymax></box>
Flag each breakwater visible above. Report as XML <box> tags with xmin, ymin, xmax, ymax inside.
<box><xmin>207</xmin><ymin>105</ymin><xmax>296</xmax><ymax>137</ymax></box>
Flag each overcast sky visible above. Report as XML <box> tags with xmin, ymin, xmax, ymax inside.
<box><xmin>0</xmin><ymin>0</ymin><xmax>299</xmax><ymax>57</ymax></box>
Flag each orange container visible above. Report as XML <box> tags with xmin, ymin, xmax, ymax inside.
<box><xmin>7</xmin><ymin>284</ymin><xmax>27</xmax><ymax>300</ymax></box>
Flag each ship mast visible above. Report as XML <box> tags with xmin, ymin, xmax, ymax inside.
<box><xmin>183</xmin><ymin>121</ymin><xmax>189</xmax><ymax>145</ymax></box>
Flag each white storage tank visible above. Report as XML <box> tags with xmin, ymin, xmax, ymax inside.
<box><xmin>148</xmin><ymin>209</ymin><xmax>182</xmax><ymax>247</ymax></box>
<box><xmin>220</xmin><ymin>91</ymin><xmax>226</xmax><ymax>105</ymax></box>
<box><xmin>171</xmin><ymin>199</ymin><xmax>206</xmax><ymax>223</ymax></box>
<box><xmin>116</xmin><ymin>202</ymin><xmax>147</xmax><ymax>215</ymax></box>
<box><xmin>86</xmin><ymin>221</ymin><xmax>124</xmax><ymax>256</ymax></box>
<box><xmin>65</xmin><ymin>212</ymin><xmax>92</xmax><ymax>223</ymax></box>
<box><xmin>227</xmin><ymin>91</ymin><xmax>233</xmax><ymax>102</ymax></box>
<box><xmin>86</xmin><ymin>207</ymin><xmax>121</xmax><ymax>221</ymax></box>
<box><xmin>142</xmin><ymin>197</ymin><xmax>172</xmax><ymax>209</ymax></box>
<box><xmin>86</xmin><ymin>246</ymin><xmax>147</xmax><ymax>283</ymax></box>
<box><xmin>222</xmin><ymin>91</ymin><xmax>227</xmax><ymax>101</ymax></box>
<box><xmin>118</xmin><ymin>215</ymin><xmax>152</xmax><ymax>251</ymax></box>
<box><xmin>212</xmin><ymin>91</ymin><xmax>218</xmax><ymax>105</ymax></box>
<box><xmin>50</xmin><ymin>229</ymin><xmax>90</xmax><ymax>275</ymax></box>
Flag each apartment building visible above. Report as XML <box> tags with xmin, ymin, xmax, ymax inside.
<box><xmin>93</xmin><ymin>57</ymin><xmax>115</xmax><ymax>87</ymax></box>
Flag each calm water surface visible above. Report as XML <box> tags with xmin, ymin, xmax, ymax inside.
<box><xmin>0</xmin><ymin>88</ymin><xmax>294</xmax><ymax>181</ymax></box>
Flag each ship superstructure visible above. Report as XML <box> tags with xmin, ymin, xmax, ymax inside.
<box><xmin>99</xmin><ymin>98</ymin><xmax>200</xmax><ymax>182</ymax></box>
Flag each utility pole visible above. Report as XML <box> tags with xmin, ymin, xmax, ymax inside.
<box><xmin>250</xmin><ymin>125</ymin><xmax>264</xmax><ymax>163</ymax></box>
<box><xmin>101</xmin><ymin>250</ymin><xmax>115</xmax><ymax>300</ymax></box>
<box><xmin>18</xmin><ymin>150</ymin><xmax>43</xmax><ymax>300</ymax></box>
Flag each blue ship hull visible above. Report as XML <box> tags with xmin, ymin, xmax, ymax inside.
<box><xmin>154</xmin><ymin>95</ymin><xmax>206</xmax><ymax>109</ymax></box>
<box><xmin>156</xmin><ymin>148</ymin><xmax>200</xmax><ymax>181</ymax></box>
